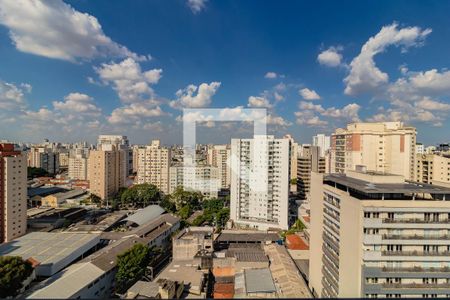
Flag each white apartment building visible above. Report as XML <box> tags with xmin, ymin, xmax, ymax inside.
<box><xmin>136</xmin><ymin>140</ymin><xmax>171</xmax><ymax>194</ymax></box>
<box><xmin>1</xmin><ymin>144</ymin><xmax>27</xmax><ymax>243</ymax></box>
<box><xmin>169</xmin><ymin>165</ymin><xmax>220</xmax><ymax>199</ymax></box>
<box><xmin>230</xmin><ymin>135</ymin><xmax>291</xmax><ymax>230</ymax></box>
<box><xmin>97</xmin><ymin>135</ymin><xmax>131</xmax><ymax>175</ymax></box>
<box><xmin>310</xmin><ymin>170</ymin><xmax>450</xmax><ymax>298</ymax></box>
<box><xmin>68</xmin><ymin>154</ymin><xmax>88</xmax><ymax>180</ymax></box>
<box><xmin>416</xmin><ymin>143</ymin><xmax>425</xmax><ymax>154</ymax></box>
<box><xmin>330</xmin><ymin>122</ymin><xmax>416</xmax><ymax>180</ymax></box>
<box><xmin>207</xmin><ymin>144</ymin><xmax>231</xmax><ymax>189</ymax></box>
<box><xmin>313</xmin><ymin>134</ymin><xmax>331</xmax><ymax>157</ymax></box>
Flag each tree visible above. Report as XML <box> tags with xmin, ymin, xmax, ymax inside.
<box><xmin>178</xmin><ymin>204</ymin><xmax>192</xmax><ymax>220</ymax></box>
<box><xmin>0</xmin><ymin>256</ymin><xmax>33</xmax><ymax>298</ymax></box>
<box><xmin>120</xmin><ymin>184</ymin><xmax>161</xmax><ymax>208</ymax></box>
<box><xmin>89</xmin><ymin>193</ymin><xmax>102</xmax><ymax>206</ymax></box>
<box><xmin>27</xmin><ymin>167</ymin><xmax>48</xmax><ymax>179</ymax></box>
<box><xmin>290</xmin><ymin>178</ymin><xmax>297</xmax><ymax>185</ymax></box>
<box><xmin>115</xmin><ymin>243</ymin><xmax>151</xmax><ymax>294</ymax></box>
<box><xmin>170</xmin><ymin>187</ymin><xmax>203</xmax><ymax>210</ymax></box>
<box><xmin>159</xmin><ymin>196</ymin><xmax>176</xmax><ymax>213</ymax></box>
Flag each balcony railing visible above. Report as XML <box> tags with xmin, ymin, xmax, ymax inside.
<box><xmin>382</xmin><ymin>282</ymin><xmax>450</xmax><ymax>289</ymax></box>
<box><xmin>381</xmin><ymin>266</ymin><xmax>450</xmax><ymax>273</ymax></box>
<box><xmin>383</xmin><ymin>218</ymin><xmax>450</xmax><ymax>224</ymax></box>
<box><xmin>382</xmin><ymin>250</ymin><xmax>450</xmax><ymax>256</ymax></box>
<box><xmin>383</xmin><ymin>234</ymin><xmax>450</xmax><ymax>240</ymax></box>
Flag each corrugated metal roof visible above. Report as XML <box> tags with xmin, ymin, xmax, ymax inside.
<box><xmin>244</xmin><ymin>268</ymin><xmax>276</xmax><ymax>293</ymax></box>
<box><xmin>122</xmin><ymin>205</ymin><xmax>165</xmax><ymax>226</ymax></box>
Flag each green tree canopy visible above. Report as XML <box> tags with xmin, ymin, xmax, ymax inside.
<box><xmin>159</xmin><ymin>196</ymin><xmax>176</xmax><ymax>213</ymax></box>
<box><xmin>27</xmin><ymin>167</ymin><xmax>48</xmax><ymax>178</ymax></box>
<box><xmin>178</xmin><ymin>204</ymin><xmax>192</xmax><ymax>220</ymax></box>
<box><xmin>170</xmin><ymin>186</ymin><xmax>203</xmax><ymax>210</ymax></box>
<box><xmin>120</xmin><ymin>184</ymin><xmax>161</xmax><ymax>208</ymax></box>
<box><xmin>0</xmin><ymin>256</ymin><xmax>33</xmax><ymax>298</ymax></box>
<box><xmin>115</xmin><ymin>243</ymin><xmax>151</xmax><ymax>294</ymax></box>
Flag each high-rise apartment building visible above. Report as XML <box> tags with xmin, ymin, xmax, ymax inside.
<box><xmin>1</xmin><ymin>144</ymin><xmax>27</xmax><ymax>243</ymax></box>
<box><xmin>284</xmin><ymin>134</ymin><xmax>299</xmax><ymax>182</ymax></box>
<box><xmin>97</xmin><ymin>135</ymin><xmax>132</xmax><ymax>175</ymax></box>
<box><xmin>28</xmin><ymin>146</ymin><xmax>59</xmax><ymax>174</ymax></box>
<box><xmin>313</xmin><ymin>134</ymin><xmax>331</xmax><ymax>157</ymax></box>
<box><xmin>230</xmin><ymin>135</ymin><xmax>291</xmax><ymax>230</ymax></box>
<box><xmin>207</xmin><ymin>144</ymin><xmax>231</xmax><ymax>189</ymax></box>
<box><xmin>416</xmin><ymin>153</ymin><xmax>450</xmax><ymax>187</ymax></box>
<box><xmin>330</xmin><ymin>122</ymin><xmax>416</xmax><ymax>180</ymax></box>
<box><xmin>297</xmin><ymin>145</ymin><xmax>325</xmax><ymax>200</ymax></box>
<box><xmin>88</xmin><ymin>145</ymin><xmax>126</xmax><ymax>200</ymax></box>
<box><xmin>309</xmin><ymin>169</ymin><xmax>450</xmax><ymax>298</ymax></box>
<box><xmin>136</xmin><ymin>140</ymin><xmax>171</xmax><ymax>194</ymax></box>
<box><xmin>68</xmin><ymin>154</ymin><xmax>88</xmax><ymax>180</ymax></box>
<box><xmin>169</xmin><ymin>165</ymin><xmax>220</xmax><ymax>199</ymax></box>
<box><xmin>416</xmin><ymin>143</ymin><xmax>425</xmax><ymax>154</ymax></box>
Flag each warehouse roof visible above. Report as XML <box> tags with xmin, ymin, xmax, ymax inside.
<box><xmin>121</xmin><ymin>205</ymin><xmax>165</xmax><ymax>227</ymax></box>
<box><xmin>216</xmin><ymin>231</ymin><xmax>280</xmax><ymax>243</ymax></box>
<box><xmin>0</xmin><ymin>232</ymin><xmax>100</xmax><ymax>277</ymax></box>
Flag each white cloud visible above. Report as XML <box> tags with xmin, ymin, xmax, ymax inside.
<box><xmin>344</xmin><ymin>23</ymin><xmax>431</xmax><ymax>96</ymax></box>
<box><xmin>0</xmin><ymin>80</ymin><xmax>29</xmax><ymax>110</ymax></box>
<box><xmin>53</xmin><ymin>92</ymin><xmax>101</xmax><ymax>115</ymax></box>
<box><xmin>0</xmin><ymin>0</ymin><xmax>147</xmax><ymax>62</ymax></box>
<box><xmin>299</xmin><ymin>88</ymin><xmax>321</xmax><ymax>100</ymax></box>
<box><xmin>267</xmin><ymin>114</ymin><xmax>291</xmax><ymax>127</ymax></box>
<box><xmin>295</xmin><ymin>110</ymin><xmax>328</xmax><ymax>127</ymax></box>
<box><xmin>317</xmin><ymin>46</ymin><xmax>343</xmax><ymax>67</ymax></box>
<box><xmin>187</xmin><ymin>0</ymin><xmax>208</xmax><ymax>14</ymax></box>
<box><xmin>416</xmin><ymin>97</ymin><xmax>450</xmax><ymax>111</ymax></box>
<box><xmin>408</xmin><ymin>69</ymin><xmax>450</xmax><ymax>94</ymax></box>
<box><xmin>248</xmin><ymin>96</ymin><xmax>272</xmax><ymax>108</ymax></box>
<box><xmin>322</xmin><ymin>103</ymin><xmax>361</xmax><ymax>122</ymax></box>
<box><xmin>170</xmin><ymin>82</ymin><xmax>221</xmax><ymax>108</ymax></box>
<box><xmin>95</xmin><ymin>58</ymin><xmax>162</xmax><ymax>103</ymax></box>
<box><xmin>108</xmin><ymin>102</ymin><xmax>165</xmax><ymax>125</ymax></box>
<box><xmin>264</xmin><ymin>72</ymin><xmax>278</xmax><ymax>79</ymax></box>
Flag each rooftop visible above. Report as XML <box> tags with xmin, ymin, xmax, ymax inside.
<box><xmin>0</xmin><ymin>232</ymin><xmax>100</xmax><ymax>277</ymax></box>
<box><xmin>156</xmin><ymin>260</ymin><xmax>205</xmax><ymax>295</ymax></box>
<box><xmin>120</xmin><ymin>205</ymin><xmax>165</xmax><ymax>227</ymax></box>
<box><xmin>325</xmin><ymin>172</ymin><xmax>450</xmax><ymax>199</ymax></box>
<box><xmin>216</xmin><ymin>230</ymin><xmax>280</xmax><ymax>243</ymax></box>
<box><xmin>244</xmin><ymin>268</ymin><xmax>276</xmax><ymax>294</ymax></box>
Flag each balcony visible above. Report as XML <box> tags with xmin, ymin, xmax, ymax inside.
<box><xmin>382</xmin><ymin>266</ymin><xmax>450</xmax><ymax>273</ymax></box>
<box><xmin>382</xmin><ymin>250</ymin><xmax>450</xmax><ymax>257</ymax></box>
<box><xmin>382</xmin><ymin>282</ymin><xmax>450</xmax><ymax>289</ymax></box>
<box><xmin>383</xmin><ymin>234</ymin><xmax>450</xmax><ymax>240</ymax></box>
<box><xmin>383</xmin><ymin>218</ymin><xmax>450</xmax><ymax>224</ymax></box>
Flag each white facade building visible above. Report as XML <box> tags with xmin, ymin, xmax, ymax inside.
<box><xmin>169</xmin><ymin>165</ymin><xmax>220</xmax><ymax>199</ymax></box>
<box><xmin>313</xmin><ymin>134</ymin><xmax>331</xmax><ymax>157</ymax></box>
<box><xmin>230</xmin><ymin>135</ymin><xmax>291</xmax><ymax>230</ymax></box>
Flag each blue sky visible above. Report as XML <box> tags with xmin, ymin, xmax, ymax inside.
<box><xmin>1</xmin><ymin>0</ymin><xmax>450</xmax><ymax>145</ymax></box>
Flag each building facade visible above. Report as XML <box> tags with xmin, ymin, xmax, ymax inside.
<box><xmin>169</xmin><ymin>165</ymin><xmax>220</xmax><ymax>198</ymax></box>
<box><xmin>230</xmin><ymin>135</ymin><xmax>291</xmax><ymax>230</ymax></box>
<box><xmin>136</xmin><ymin>140</ymin><xmax>171</xmax><ymax>194</ymax></box>
<box><xmin>1</xmin><ymin>143</ymin><xmax>27</xmax><ymax>242</ymax></box>
<box><xmin>68</xmin><ymin>154</ymin><xmax>88</xmax><ymax>180</ymax></box>
<box><xmin>87</xmin><ymin>145</ymin><xmax>126</xmax><ymax>200</ymax></box>
<box><xmin>28</xmin><ymin>146</ymin><xmax>59</xmax><ymax>174</ymax></box>
<box><xmin>313</xmin><ymin>134</ymin><xmax>331</xmax><ymax>157</ymax></box>
<box><xmin>297</xmin><ymin>145</ymin><xmax>325</xmax><ymax>200</ymax></box>
<box><xmin>310</xmin><ymin>170</ymin><xmax>450</xmax><ymax>298</ymax></box>
<box><xmin>330</xmin><ymin>122</ymin><xmax>416</xmax><ymax>180</ymax></box>
<box><xmin>207</xmin><ymin>144</ymin><xmax>231</xmax><ymax>189</ymax></box>
<box><xmin>416</xmin><ymin>153</ymin><xmax>450</xmax><ymax>187</ymax></box>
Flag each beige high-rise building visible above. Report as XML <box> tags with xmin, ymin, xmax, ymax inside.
<box><xmin>136</xmin><ymin>140</ymin><xmax>171</xmax><ymax>194</ymax></box>
<box><xmin>28</xmin><ymin>146</ymin><xmax>59</xmax><ymax>174</ymax></box>
<box><xmin>207</xmin><ymin>144</ymin><xmax>231</xmax><ymax>189</ymax></box>
<box><xmin>309</xmin><ymin>169</ymin><xmax>450</xmax><ymax>298</ymax></box>
<box><xmin>68</xmin><ymin>154</ymin><xmax>88</xmax><ymax>180</ymax></box>
<box><xmin>416</xmin><ymin>153</ymin><xmax>450</xmax><ymax>187</ymax></box>
<box><xmin>297</xmin><ymin>145</ymin><xmax>325</xmax><ymax>200</ymax></box>
<box><xmin>284</xmin><ymin>134</ymin><xmax>299</xmax><ymax>182</ymax></box>
<box><xmin>1</xmin><ymin>144</ymin><xmax>27</xmax><ymax>243</ymax></box>
<box><xmin>88</xmin><ymin>145</ymin><xmax>126</xmax><ymax>200</ymax></box>
<box><xmin>330</xmin><ymin>122</ymin><xmax>416</xmax><ymax>180</ymax></box>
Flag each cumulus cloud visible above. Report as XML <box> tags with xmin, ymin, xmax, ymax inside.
<box><xmin>344</xmin><ymin>23</ymin><xmax>431</xmax><ymax>96</ymax></box>
<box><xmin>267</xmin><ymin>114</ymin><xmax>291</xmax><ymax>127</ymax></box>
<box><xmin>0</xmin><ymin>80</ymin><xmax>29</xmax><ymax>110</ymax></box>
<box><xmin>299</xmin><ymin>88</ymin><xmax>321</xmax><ymax>100</ymax></box>
<box><xmin>317</xmin><ymin>46</ymin><xmax>343</xmax><ymax>67</ymax></box>
<box><xmin>264</xmin><ymin>72</ymin><xmax>278</xmax><ymax>79</ymax></box>
<box><xmin>0</xmin><ymin>0</ymin><xmax>147</xmax><ymax>62</ymax></box>
<box><xmin>187</xmin><ymin>0</ymin><xmax>208</xmax><ymax>14</ymax></box>
<box><xmin>95</xmin><ymin>58</ymin><xmax>162</xmax><ymax>103</ymax></box>
<box><xmin>108</xmin><ymin>102</ymin><xmax>165</xmax><ymax>125</ymax></box>
<box><xmin>247</xmin><ymin>96</ymin><xmax>272</xmax><ymax>108</ymax></box>
<box><xmin>53</xmin><ymin>92</ymin><xmax>101</xmax><ymax>115</ymax></box>
<box><xmin>170</xmin><ymin>82</ymin><xmax>221</xmax><ymax>108</ymax></box>
<box><xmin>295</xmin><ymin>110</ymin><xmax>328</xmax><ymax>127</ymax></box>
<box><xmin>295</xmin><ymin>101</ymin><xmax>361</xmax><ymax>127</ymax></box>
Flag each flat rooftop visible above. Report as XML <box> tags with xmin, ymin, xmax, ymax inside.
<box><xmin>325</xmin><ymin>173</ymin><xmax>450</xmax><ymax>198</ymax></box>
<box><xmin>156</xmin><ymin>260</ymin><xmax>204</xmax><ymax>295</ymax></box>
<box><xmin>216</xmin><ymin>231</ymin><xmax>280</xmax><ymax>243</ymax></box>
<box><xmin>0</xmin><ymin>232</ymin><xmax>100</xmax><ymax>276</ymax></box>
<box><xmin>244</xmin><ymin>268</ymin><xmax>276</xmax><ymax>294</ymax></box>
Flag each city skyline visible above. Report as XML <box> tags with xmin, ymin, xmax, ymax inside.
<box><xmin>1</xmin><ymin>0</ymin><xmax>450</xmax><ymax>145</ymax></box>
